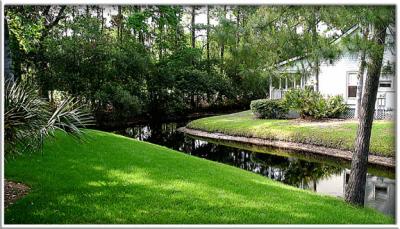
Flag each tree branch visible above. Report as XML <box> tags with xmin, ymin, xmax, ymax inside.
<box><xmin>40</xmin><ymin>6</ymin><xmax>66</xmax><ymax>43</ymax></box>
<box><xmin>46</xmin><ymin>6</ymin><xmax>66</xmax><ymax>30</ymax></box>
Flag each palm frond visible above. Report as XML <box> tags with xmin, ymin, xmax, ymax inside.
<box><xmin>4</xmin><ymin>80</ymin><xmax>94</xmax><ymax>156</ymax></box>
<box><xmin>42</xmin><ymin>97</ymin><xmax>95</xmax><ymax>140</ymax></box>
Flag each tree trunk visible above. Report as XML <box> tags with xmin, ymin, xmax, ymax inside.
<box><xmin>345</xmin><ymin>23</ymin><xmax>388</xmax><ymax>206</ymax></box>
<box><xmin>96</xmin><ymin>6</ymin><xmax>104</xmax><ymax>34</ymax></box>
<box><xmin>86</xmin><ymin>5</ymin><xmax>90</xmax><ymax>17</ymax></box>
<box><xmin>191</xmin><ymin>93</ymin><xmax>196</xmax><ymax>110</ymax></box>
<box><xmin>220</xmin><ymin>44</ymin><xmax>224</xmax><ymax>69</ymax></box>
<box><xmin>118</xmin><ymin>6</ymin><xmax>123</xmax><ymax>44</ymax></box>
<box><xmin>138</xmin><ymin>6</ymin><xmax>144</xmax><ymax>45</ymax></box>
<box><xmin>206</xmin><ymin>5</ymin><xmax>210</xmax><ymax>62</ymax></box>
<box><xmin>139</xmin><ymin>30</ymin><xmax>144</xmax><ymax>45</ymax></box>
<box><xmin>35</xmin><ymin>6</ymin><xmax>66</xmax><ymax>98</ymax></box>
<box><xmin>220</xmin><ymin>5</ymin><xmax>227</xmax><ymax>73</ymax></box>
<box><xmin>311</xmin><ymin>7</ymin><xmax>319</xmax><ymax>92</ymax></box>
<box><xmin>96</xmin><ymin>7</ymin><xmax>100</xmax><ymax>21</ymax></box>
<box><xmin>236</xmin><ymin>7</ymin><xmax>240</xmax><ymax>47</ymax></box>
<box><xmin>355</xmin><ymin>27</ymin><xmax>370</xmax><ymax>119</ymax></box>
<box><xmin>191</xmin><ymin>6</ymin><xmax>196</xmax><ymax>49</ymax></box>
<box><xmin>4</xmin><ymin>19</ymin><xmax>14</xmax><ymax>82</ymax></box>
<box><xmin>158</xmin><ymin>8</ymin><xmax>164</xmax><ymax>59</ymax></box>
<box><xmin>101</xmin><ymin>7</ymin><xmax>104</xmax><ymax>34</ymax></box>
<box><xmin>315</xmin><ymin>62</ymin><xmax>319</xmax><ymax>92</ymax></box>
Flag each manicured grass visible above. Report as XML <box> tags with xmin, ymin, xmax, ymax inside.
<box><xmin>187</xmin><ymin>111</ymin><xmax>395</xmax><ymax>157</ymax></box>
<box><xmin>5</xmin><ymin>130</ymin><xmax>393</xmax><ymax>224</ymax></box>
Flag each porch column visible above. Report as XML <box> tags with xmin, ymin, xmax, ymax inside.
<box><xmin>285</xmin><ymin>77</ymin><xmax>288</xmax><ymax>90</ymax></box>
<box><xmin>269</xmin><ymin>74</ymin><xmax>272</xmax><ymax>99</ymax></box>
<box><xmin>300</xmin><ymin>76</ymin><xmax>303</xmax><ymax>88</ymax></box>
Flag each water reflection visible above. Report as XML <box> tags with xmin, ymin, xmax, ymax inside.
<box><xmin>113</xmin><ymin>122</ymin><xmax>395</xmax><ymax>217</ymax></box>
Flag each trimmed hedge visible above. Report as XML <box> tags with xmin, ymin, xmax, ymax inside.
<box><xmin>250</xmin><ymin>99</ymin><xmax>288</xmax><ymax>119</ymax></box>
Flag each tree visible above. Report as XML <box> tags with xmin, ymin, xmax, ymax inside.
<box><xmin>300</xmin><ymin>6</ymin><xmax>344</xmax><ymax>92</ymax></box>
<box><xmin>4</xmin><ymin>19</ymin><xmax>14</xmax><ymax>82</ymax></box>
<box><xmin>345</xmin><ymin>6</ymin><xmax>394</xmax><ymax>206</ymax></box>
<box><xmin>206</xmin><ymin>5</ymin><xmax>210</xmax><ymax>63</ymax></box>
<box><xmin>191</xmin><ymin>6</ymin><xmax>196</xmax><ymax>48</ymax></box>
<box><xmin>220</xmin><ymin>5</ymin><xmax>227</xmax><ymax>72</ymax></box>
<box><xmin>310</xmin><ymin>7</ymin><xmax>320</xmax><ymax>91</ymax></box>
<box><xmin>235</xmin><ymin>6</ymin><xmax>240</xmax><ymax>47</ymax></box>
<box><xmin>118</xmin><ymin>6</ymin><xmax>123</xmax><ymax>43</ymax></box>
<box><xmin>6</xmin><ymin>6</ymin><xmax>67</xmax><ymax>97</ymax></box>
<box><xmin>10</xmin><ymin>5</ymin><xmax>391</xmax><ymax>130</ymax></box>
<box><xmin>355</xmin><ymin>27</ymin><xmax>369</xmax><ymax>119</ymax></box>
<box><xmin>127</xmin><ymin>6</ymin><xmax>150</xmax><ymax>45</ymax></box>
<box><xmin>331</xmin><ymin>6</ymin><xmax>373</xmax><ymax>120</ymax></box>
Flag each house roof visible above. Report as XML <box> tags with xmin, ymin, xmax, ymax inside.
<box><xmin>276</xmin><ymin>25</ymin><xmax>359</xmax><ymax>67</ymax></box>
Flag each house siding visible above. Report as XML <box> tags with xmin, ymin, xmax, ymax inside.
<box><xmin>318</xmin><ymin>54</ymin><xmax>359</xmax><ymax>103</ymax></box>
<box><xmin>279</xmin><ymin>47</ymin><xmax>395</xmax><ymax>111</ymax></box>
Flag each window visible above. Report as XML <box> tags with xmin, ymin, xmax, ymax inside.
<box><xmin>345</xmin><ymin>173</ymin><xmax>350</xmax><ymax>184</ymax></box>
<box><xmin>347</xmin><ymin>72</ymin><xmax>358</xmax><ymax>98</ymax></box>
<box><xmin>348</xmin><ymin>86</ymin><xmax>357</xmax><ymax>98</ymax></box>
<box><xmin>374</xmin><ymin>185</ymin><xmax>388</xmax><ymax>200</ymax></box>
<box><xmin>379</xmin><ymin>81</ymin><xmax>392</xmax><ymax>88</ymax></box>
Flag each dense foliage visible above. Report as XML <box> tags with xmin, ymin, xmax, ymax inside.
<box><xmin>283</xmin><ymin>88</ymin><xmax>347</xmax><ymax>119</ymax></box>
<box><xmin>5</xmin><ymin>5</ymin><xmax>354</xmax><ymax>125</ymax></box>
<box><xmin>326</xmin><ymin>95</ymin><xmax>348</xmax><ymax>118</ymax></box>
<box><xmin>250</xmin><ymin>99</ymin><xmax>288</xmax><ymax>119</ymax></box>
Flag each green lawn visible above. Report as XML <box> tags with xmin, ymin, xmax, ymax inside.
<box><xmin>187</xmin><ymin>111</ymin><xmax>395</xmax><ymax>157</ymax></box>
<box><xmin>5</xmin><ymin>130</ymin><xmax>393</xmax><ymax>224</ymax></box>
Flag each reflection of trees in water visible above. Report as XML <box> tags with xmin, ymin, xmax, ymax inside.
<box><xmin>190</xmin><ymin>141</ymin><xmax>343</xmax><ymax>191</ymax></box>
<box><xmin>122</xmin><ymin>122</ymin><xmax>187</xmax><ymax>150</ymax></box>
<box><xmin>120</xmin><ymin>123</ymin><xmax>343</xmax><ymax>192</ymax></box>
<box><xmin>248</xmin><ymin>152</ymin><xmax>342</xmax><ymax>191</ymax></box>
<box><xmin>282</xmin><ymin>159</ymin><xmax>342</xmax><ymax>191</ymax></box>
<box><xmin>117</xmin><ymin>124</ymin><xmax>394</xmax><ymax>216</ymax></box>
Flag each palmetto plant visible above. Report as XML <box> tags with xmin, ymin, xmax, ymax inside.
<box><xmin>4</xmin><ymin>80</ymin><xmax>94</xmax><ymax>156</ymax></box>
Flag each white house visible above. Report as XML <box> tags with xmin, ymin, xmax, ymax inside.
<box><xmin>272</xmin><ymin>26</ymin><xmax>396</xmax><ymax>119</ymax></box>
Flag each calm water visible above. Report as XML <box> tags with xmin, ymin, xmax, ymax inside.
<box><xmin>113</xmin><ymin>121</ymin><xmax>395</xmax><ymax>217</ymax></box>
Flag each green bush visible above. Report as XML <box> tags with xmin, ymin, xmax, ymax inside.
<box><xmin>326</xmin><ymin>95</ymin><xmax>348</xmax><ymax>118</ymax></box>
<box><xmin>283</xmin><ymin>88</ymin><xmax>347</xmax><ymax>119</ymax></box>
<box><xmin>94</xmin><ymin>83</ymin><xmax>142</xmax><ymax>121</ymax></box>
<box><xmin>250</xmin><ymin>99</ymin><xmax>288</xmax><ymax>119</ymax></box>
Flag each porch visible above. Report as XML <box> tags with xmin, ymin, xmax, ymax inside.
<box><xmin>268</xmin><ymin>73</ymin><xmax>308</xmax><ymax>100</ymax></box>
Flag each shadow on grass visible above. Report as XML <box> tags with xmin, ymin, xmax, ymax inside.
<box><xmin>4</xmin><ymin>130</ymin><xmax>394</xmax><ymax>224</ymax></box>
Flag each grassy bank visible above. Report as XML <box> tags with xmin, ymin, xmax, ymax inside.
<box><xmin>187</xmin><ymin>111</ymin><xmax>395</xmax><ymax>157</ymax></box>
<box><xmin>5</xmin><ymin>130</ymin><xmax>393</xmax><ymax>224</ymax></box>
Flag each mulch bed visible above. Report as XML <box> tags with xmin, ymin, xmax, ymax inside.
<box><xmin>4</xmin><ymin>179</ymin><xmax>30</xmax><ymax>208</ymax></box>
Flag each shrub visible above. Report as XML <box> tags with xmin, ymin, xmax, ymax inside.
<box><xmin>250</xmin><ymin>99</ymin><xmax>288</xmax><ymax>119</ymax></box>
<box><xmin>283</xmin><ymin>88</ymin><xmax>323</xmax><ymax>119</ymax></box>
<box><xmin>94</xmin><ymin>83</ymin><xmax>143</xmax><ymax>121</ymax></box>
<box><xmin>283</xmin><ymin>88</ymin><xmax>347</xmax><ymax>119</ymax></box>
<box><xmin>326</xmin><ymin>95</ymin><xmax>348</xmax><ymax>118</ymax></box>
